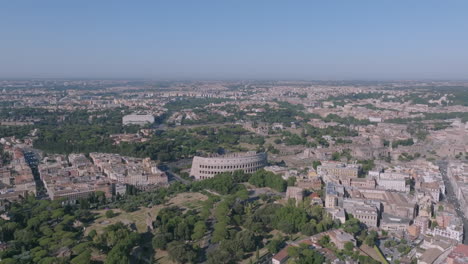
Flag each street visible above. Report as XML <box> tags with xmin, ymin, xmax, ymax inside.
<box><xmin>23</xmin><ymin>150</ymin><xmax>49</xmax><ymax>199</ymax></box>
<box><xmin>438</xmin><ymin>160</ymin><xmax>468</xmax><ymax>244</ymax></box>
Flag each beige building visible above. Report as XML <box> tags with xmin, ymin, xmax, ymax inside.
<box><xmin>407</xmin><ymin>225</ymin><xmax>421</xmax><ymax>237</ymax></box>
<box><xmin>48</xmin><ymin>182</ymin><xmax>112</xmax><ymax>202</ymax></box>
<box><xmin>317</xmin><ymin>161</ymin><xmax>361</xmax><ymax>179</ymax></box>
<box><xmin>374</xmin><ymin>171</ymin><xmax>409</xmax><ymax>192</ymax></box>
<box><xmin>414</xmin><ymin>216</ymin><xmax>430</xmax><ymax>235</ymax></box>
<box><xmin>447</xmin><ymin>244</ymin><xmax>468</xmax><ymax>264</ymax></box>
<box><xmin>296</xmin><ymin>177</ymin><xmax>322</xmax><ymax>190</ymax></box>
<box><xmin>342</xmin><ymin>178</ymin><xmax>376</xmax><ymax>189</ymax></box>
<box><xmin>343</xmin><ymin>199</ymin><xmax>380</xmax><ymax>227</ymax></box>
<box><xmin>350</xmin><ymin>188</ymin><xmax>416</xmax><ymax>218</ymax></box>
<box><xmin>380</xmin><ymin>213</ymin><xmax>410</xmax><ymax>232</ymax></box>
<box><xmin>325</xmin><ymin>182</ymin><xmax>345</xmax><ymax>208</ymax></box>
<box><xmin>190</xmin><ymin>152</ymin><xmax>267</xmax><ymax>180</ymax></box>
<box><xmin>285</xmin><ymin>186</ymin><xmax>304</xmax><ymax>203</ymax></box>
<box><xmin>327</xmin><ymin>230</ymin><xmax>357</xmax><ymax>250</ymax></box>
<box><xmin>90</xmin><ymin>153</ymin><xmax>168</xmax><ymax>188</ymax></box>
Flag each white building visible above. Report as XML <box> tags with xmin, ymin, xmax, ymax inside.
<box><xmin>374</xmin><ymin>172</ymin><xmax>409</xmax><ymax>192</ymax></box>
<box><xmin>368</xmin><ymin>117</ymin><xmax>382</xmax><ymax>123</ymax></box>
<box><xmin>122</xmin><ymin>114</ymin><xmax>154</xmax><ymax>126</ymax></box>
<box><xmin>429</xmin><ymin>225</ymin><xmax>463</xmax><ymax>243</ymax></box>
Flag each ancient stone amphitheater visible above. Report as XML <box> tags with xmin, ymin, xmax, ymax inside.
<box><xmin>190</xmin><ymin>151</ymin><xmax>267</xmax><ymax>180</ymax></box>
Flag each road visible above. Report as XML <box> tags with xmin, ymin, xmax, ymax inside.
<box><xmin>438</xmin><ymin>160</ymin><xmax>468</xmax><ymax>244</ymax></box>
<box><xmin>167</xmin><ymin>170</ymin><xmax>190</xmax><ymax>185</ymax></box>
<box><xmin>158</xmin><ymin>164</ymin><xmax>191</xmax><ymax>185</ymax></box>
<box><xmin>23</xmin><ymin>150</ymin><xmax>49</xmax><ymax>199</ymax></box>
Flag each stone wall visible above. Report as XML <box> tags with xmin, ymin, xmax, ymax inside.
<box><xmin>190</xmin><ymin>152</ymin><xmax>267</xmax><ymax>180</ymax></box>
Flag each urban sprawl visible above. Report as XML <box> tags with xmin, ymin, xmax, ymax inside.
<box><xmin>0</xmin><ymin>79</ymin><xmax>467</xmax><ymax>264</ymax></box>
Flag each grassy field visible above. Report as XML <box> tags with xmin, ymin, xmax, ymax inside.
<box><xmin>85</xmin><ymin>192</ymin><xmax>208</xmax><ymax>235</ymax></box>
<box><xmin>359</xmin><ymin>244</ymin><xmax>385</xmax><ymax>263</ymax></box>
<box><xmin>374</xmin><ymin>245</ymin><xmax>390</xmax><ymax>264</ymax></box>
<box><xmin>154</xmin><ymin>249</ymin><xmax>175</xmax><ymax>264</ymax></box>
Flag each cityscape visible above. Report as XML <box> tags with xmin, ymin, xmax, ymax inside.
<box><xmin>1</xmin><ymin>79</ymin><xmax>467</xmax><ymax>264</ymax></box>
<box><xmin>1</xmin><ymin>1</ymin><xmax>468</xmax><ymax>264</ymax></box>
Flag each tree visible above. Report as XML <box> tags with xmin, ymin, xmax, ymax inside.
<box><xmin>0</xmin><ymin>144</ymin><xmax>11</xmax><ymax>166</ymax></box>
<box><xmin>384</xmin><ymin>240</ymin><xmax>397</xmax><ymax>248</ymax></box>
<box><xmin>364</xmin><ymin>231</ymin><xmax>377</xmax><ymax>247</ymax></box>
<box><xmin>105</xmin><ymin>249</ymin><xmax>130</xmax><ymax>264</ymax></box>
<box><xmin>88</xmin><ymin>229</ymin><xmax>97</xmax><ymax>239</ymax></box>
<box><xmin>105</xmin><ymin>210</ymin><xmax>116</xmax><ymax>218</ymax></box>
<box><xmin>26</xmin><ymin>216</ymin><xmax>41</xmax><ymax>232</ymax></box>
<box><xmin>300</xmin><ymin>222</ymin><xmax>316</xmax><ymax>236</ymax></box>
<box><xmin>212</xmin><ymin>221</ymin><xmax>228</xmax><ymax>243</ymax></box>
<box><xmin>397</xmin><ymin>244</ymin><xmax>411</xmax><ymax>254</ymax></box>
<box><xmin>312</xmin><ymin>161</ymin><xmax>321</xmax><ymax>170</ymax></box>
<box><xmin>217</xmin><ymin>239</ymin><xmax>244</xmax><ymax>261</ymax></box>
<box><xmin>358</xmin><ymin>160</ymin><xmax>375</xmax><ymax>175</ymax></box>
<box><xmin>287</xmin><ymin>246</ymin><xmax>300</xmax><ymax>258</ymax></box>
<box><xmin>167</xmin><ymin>241</ymin><xmax>197</xmax><ymax>264</ymax></box>
<box><xmin>343</xmin><ymin>218</ymin><xmax>361</xmax><ymax>236</ymax></box>
<box><xmin>344</xmin><ymin>241</ymin><xmax>354</xmax><ymax>252</ymax></box>
<box><xmin>70</xmin><ymin>249</ymin><xmax>91</xmax><ymax>264</ymax></box>
<box><xmin>78</xmin><ymin>199</ymin><xmax>89</xmax><ymax>210</ymax></box>
<box><xmin>0</xmin><ymin>259</ymin><xmax>16</xmax><ymax>264</ymax></box>
<box><xmin>248</xmin><ymin>169</ymin><xmax>287</xmax><ymax>192</ymax></box>
<box><xmin>287</xmin><ymin>244</ymin><xmax>325</xmax><ymax>264</ymax></box>
<box><xmin>235</xmin><ymin>230</ymin><xmax>257</xmax><ymax>252</ymax></box>
<box><xmin>72</xmin><ymin>242</ymin><xmax>93</xmax><ymax>255</ymax></box>
<box><xmin>232</xmin><ymin>170</ymin><xmax>249</xmax><ymax>183</ymax></box>
<box><xmin>191</xmin><ymin>221</ymin><xmax>207</xmax><ymax>240</ymax></box>
<box><xmin>310</xmin><ymin>206</ymin><xmax>324</xmax><ymax>222</ymax></box>
<box><xmin>287</xmin><ymin>177</ymin><xmax>296</xmax><ymax>187</ymax></box>
<box><xmin>332</xmin><ymin>152</ymin><xmax>341</xmax><ymax>161</ymax></box>
<box><xmin>175</xmin><ymin>221</ymin><xmax>191</xmax><ymax>241</ymax></box>
<box><xmin>206</xmin><ymin>248</ymin><xmax>236</xmax><ymax>264</ymax></box>
<box><xmin>214</xmin><ymin>201</ymin><xmax>230</xmax><ymax>223</ymax></box>
<box><xmin>191</xmin><ymin>172</ymin><xmax>242</xmax><ymax>195</ymax></box>
<box><xmin>14</xmin><ymin>229</ymin><xmax>35</xmax><ymax>245</ymax></box>
<box><xmin>273</xmin><ymin>205</ymin><xmax>308</xmax><ymax>234</ymax></box>
<box><xmin>266</xmin><ymin>238</ymin><xmax>283</xmax><ymax>254</ymax></box>
<box><xmin>318</xmin><ymin>235</ymin><xmax>330</xmax><ymax>247</ymax></box>
<box><xmin>152</xmin><ymin>233</ymin><xmax>170</xmax><ymax>249</ymax></box>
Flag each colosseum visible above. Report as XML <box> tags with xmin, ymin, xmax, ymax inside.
<box><xmin>190</xmin><ymin>151</ymin><xmax>267</xmax><ymax>180</ymax></box>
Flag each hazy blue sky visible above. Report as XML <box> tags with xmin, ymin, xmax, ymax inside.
<box><xmin>1</xmin><ymin>1</ymin><xmax>468</xmax><ymax>80</ymax></box>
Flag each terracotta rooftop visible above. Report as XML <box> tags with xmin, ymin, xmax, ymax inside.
<box><xmin>309</xmin><ymin>192</ymin><xmax>320</xmax><ymax>198</ymax></box>
<box><xmin>272</xmin><ymin>246</ymin><xmax>290</xmax><ymax>261</ymax></box>
<box><xmin>273</xmin><ymin>239</ymin><xmax>316</xmax><ymax>261</ymax></box>
<box><xmin>450</xmin><ymin>244</ymin><xmax>468</xmax><ymax>259</ymax></box>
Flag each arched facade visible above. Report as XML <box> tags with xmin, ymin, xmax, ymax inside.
<box><xmin>190</xmin><ymin>152</ymin><xmax>267</xmax><ymax>180</ymax></box>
